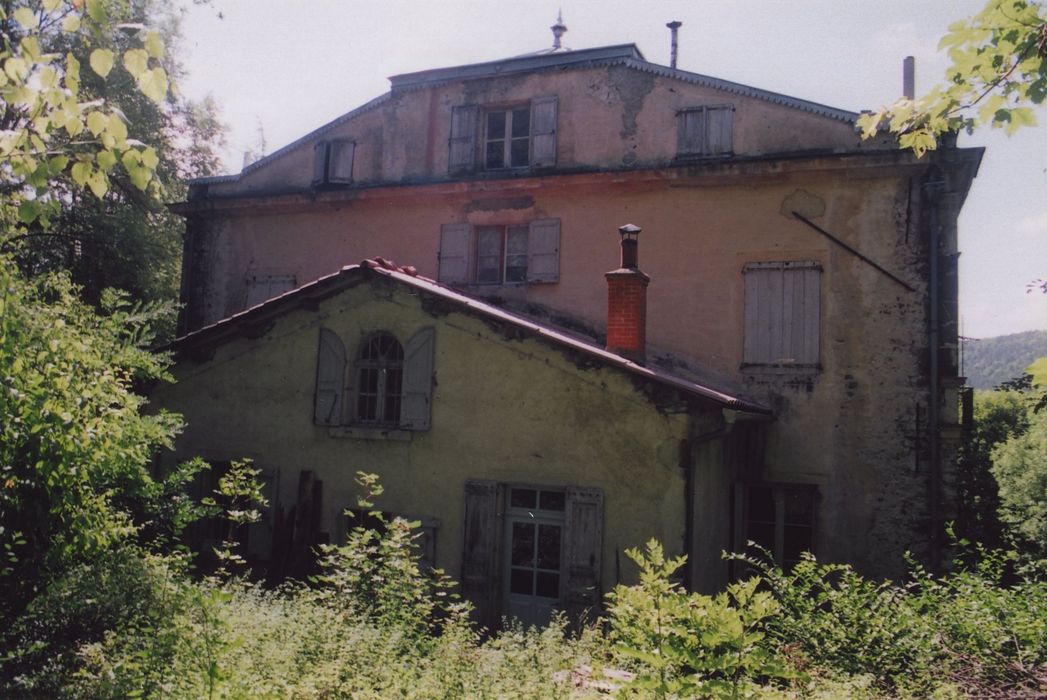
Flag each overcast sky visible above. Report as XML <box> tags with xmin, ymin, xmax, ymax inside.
<box><xmin>175</xmin><ymin>0</ymin><xmax>1046</xmax><ymax>340</ymax></box>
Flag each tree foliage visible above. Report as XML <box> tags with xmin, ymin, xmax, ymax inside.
<box><xmin>858</xmin><ymin>0</ymin><xmax>1047</xmax><ymax>155</ymax></box>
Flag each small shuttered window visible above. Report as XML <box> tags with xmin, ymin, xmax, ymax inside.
<box><xmin>449</xmin><ymin>97</ymin><xmax>557</xmax><ymax>174</ymax></box>
<box><xmin>742</xmin><ymin>261</ymin><xmax>821</xmax><ymax>368</ymax></box>
<box><xmin>312</xmin><ymin>139</ymin><xmax>355</xmax><ymax>186</ymax></box>
<box><xmin>438</xmin><ymin>219</ymin><xmax>560</xmax><ymax>286</ymax></box>
<box><xmin>677</xmin><ymin>105</ymin><xmax>733</xmax><ymax>157</ymax></box>
<box><xmin>245</xmin><ymin>275</ymin><xmax>296</xmax><ymax>308</ymax></box>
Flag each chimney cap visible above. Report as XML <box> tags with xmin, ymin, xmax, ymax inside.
<box><xmin>666</xmin><ymin>20</ymin><xmax>682</xmax><ymax>29</ymax></box>
<box><xmin>618</xmin><ymin>223</ymin><xmax>642</xmax><ymax>238</ymax></box>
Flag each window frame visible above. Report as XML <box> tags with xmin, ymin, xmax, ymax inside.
<box><xmin>244</xmin><ymin>274</ymin><xmax>296</xmax><ymax>309</ymax></box>
<box><xmin>676</xmin><ymin>104</ymin><xmax>734</xmax><ymax>159</ymax></box>
<box><xmin>312</xmin><ymin>138</ymin><xmax>355</xmax><ymax>186</ymax></box>
<box><xmin>483</xmin><ymin>105</ymin><xmax>532</xmax><ymax>170</ymax></box>
<box><xmin>438</xmin><ymin>219</ymin><xmax>560</xmax><ymax>287</ymax></box>
<box><xmin>733</xmin><ymin>482</ymin><xmax>818</xmax><ymax>573</ymax></box>
<box><xmin>353</xmin><ymin>331</ymin><xmax>405</xmax><ymax>427</ymax></box>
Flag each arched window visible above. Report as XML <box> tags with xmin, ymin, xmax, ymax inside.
<box><xmin>355</xmin><ymin>332</ymin><xmax>404</xmax><ymax>424</ymax></box>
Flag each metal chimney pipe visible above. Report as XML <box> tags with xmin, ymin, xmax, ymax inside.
<box><xmin>667</xmin><ymin>21</ymin><xmax>682</xmax><ymax>69</ymax></box>
<box><xmin>903</xmin><ymin>56</ymin><xmax>915</xmax><ymax>100</ymax></box>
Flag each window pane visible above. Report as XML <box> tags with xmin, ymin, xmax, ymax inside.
<box><xmin>784</xmin><ymin>525</ymin><xmax>813</xmax><ymax>563</ymax></box>
<box><xmin>487</xmin><ymin>111</ymin><xmax>506</xmax><ymax>139</ymax></box>
<box><xmin>535</xmin><ymin>571</ymin><xmax>559</xmax><ymax>598</ymax></box>
<box><xmin>748</xmin><ymin>487</ymin><xmax>775</xmax><ymax>523</ymax></box>
<box><xmin>505</xmin><ymin>256</ymin><xmax>527</xmax><ymax>283</ymax></box>
<box><xmin>485</xmin><ymin>140</ymin><xmax>505</xmax><ymax>169</ymax></box>
<box><xmin>477</xmin><ymin>228</ymin><xmax>502</xmax><ymax>256</ymax></box>
<box><xmin>539</xmin><ymin>490</ymin><xmax>564</xmax><ymax>511</ymax></box>
<box><xmin>510</xmin><ymin>567</ymin><xmax>533</xmax><ymax>595</ymax></box>
<box><xmin>510</xmin><ymin>488</ymin><xmax>537</xmax><ymax>509</ymax></box>
<box><xmin>510</xmin><ymin>137</ymin><xmax>529</xmax><ymax>167</ymax></box>
<box><xmin>357</xmin><ymin>394</ymin><xmax>376</xmax><ymax>421</ymax></box>
<box><xmin>506</xmin><ymin>227</ymin><xmax>528</xmax><ymax>255</ymax></box>
<box><xmin>511</xmin><ymin>522</ymin><xmax>535</xmax><ymax>566</ymax></box>
<box><xmin>536</xmin><ymin>524</ymin><xmax>561</xmax><ymax>569</ymax></box>
<box><xmin>784</xmin><ymin>489</ymin><xmax>814</xmax><ymax>525</ymax></box>
<box><xmin>510</xmin><ymin>108</ymin><xmax>530</xmax><ymax>138</ymax></box>
<box><xmin>748</xmin><ymin>523</ymin><xmax>775</xmax><ymax>552</ymax></box>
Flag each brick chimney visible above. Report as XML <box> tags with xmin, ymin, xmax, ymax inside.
<box><xmin>605</xmin><ymin>224</ymin><xmax>649</xmax><ymax>363</ymax></box>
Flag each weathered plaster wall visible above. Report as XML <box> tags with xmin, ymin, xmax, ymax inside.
<box><xmin>204</xmin><ymin>63</ymin><xmax>874</xmax><ymax>197</ymax></box>
<box><xmin>156</xmin><ymin>279</ymin><xmax>700</xmax><ymax>593</ymax></box>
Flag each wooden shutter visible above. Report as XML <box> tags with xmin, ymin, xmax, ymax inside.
<box><xmin>312</xmin><ymin>141</ymin><xmax>328</xmax><ymax>185</ymax></box>
<box><xmin>448</xmin><ymin>104</ymin><xmax>478</xmax><ymax>175</ymax></box>
<box><xmin>461</xmin><ymin>480</ymin><xmax>503</xmax><ymax>632</ymax></box>
<box><xmin>743</xmin><ymin>262</ymin><xmax>820</xmax><ymax>365</ymax></box>
<box><xmin>563</xmin><ymin>486</ymin><xmax>603</xmax><ymax>624</ymax></box>
<box><xmin>314</xmin><ymin>327</ymin><xmax>346</xmax><ymax>425</ymax></box>
<box><xmin>529</xmin><ymin>95</ymin><xmax>558</xmax><ymax>168</ymax></box>
<box><xmin>527</xmin><ymin>218</ymin><xmax>560</xmax><ymax>283</ymax></box>
<box><xmin>438</xmin><ymin>223</ymin><xmax>471</xmax><ymax>284</ymax></box>
<box><xmin>677</xmin><ymin>109</ymin><xmax>705</xmax><ymax>156</ymax></box>
<box><xmin>327</xmin><ymin>139</ymin><xmax>355</xmax><ymax>183</ymax></box>
<box><xmin>400</xmin><ymin>326</ymin><xmax>434</xmax><ymax>430</ymax></box>
<box><xmin>706</xmin><ymin>106</ymin><xmax>733</xmax><ymax>155</ymax></box>
<box><xmin>246</xmin><ymin>275</ymin><xmax>295</xmax><ymax>308</ymax></box>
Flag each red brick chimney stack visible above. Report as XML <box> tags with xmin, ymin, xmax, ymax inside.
<box><xmin>606</xmin><ymin>224</ymin><xmax>649</xmax><ymax>364</ymax></box>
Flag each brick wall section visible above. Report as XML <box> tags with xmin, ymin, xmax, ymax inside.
<box><xmin>605</xmin><ymin>268</ymin><xmax>650</xmax><ymax>362</ymax></box>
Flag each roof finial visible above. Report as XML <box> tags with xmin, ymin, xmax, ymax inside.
<box><xmin>551</xmin><ymin>10</ymin><xmax>567</xmax><ymax>50</ymax></box>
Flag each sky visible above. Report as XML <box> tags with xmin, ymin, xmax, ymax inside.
<box><xmin>175</xmin><ymin>0</ymin><xmax>1046</xmax><ymax>340</ymax></box>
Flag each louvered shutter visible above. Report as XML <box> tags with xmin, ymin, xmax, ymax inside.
<box><xmin>527</xmin><ymin>219</ymin><xmax>560</xmax><ymax>283</ymax></box>
<box><xmin>246</xmin><ymin>275</ymin><xmax>295</xmax><ymax>308</ymax></box>
<box><xmin>448</xmin><ymin>104</ymin><xmax>478</xmax><ymax>175</ymax></box>
<box><xmin>677</xmin><ymin>109</ymin><xmax>705</xmax><ymax>156</ymax></box>
<box><xmin>706</xmin><ymin>106</ymin><xmax>733</xmax><ymax>155</ymax></box>
<box><xmin>529</xmin><ymin>95</ymin><xmax>558</xmax><ymax>168</ymax></box>
<box><xmin>400</xmin><ymin>327</ymin><xmax>434</xmax><ymax>430</ymax></box>
<box><xmin>312</xmin><ymin>141</ymin><xmax>328</xmax><ymax>185</ymax></box>
<box><xmin>438</xmin><ymin>223</ymin><xmax>471</xmax><ymax>284</ymax></box>
<box><xmin>461</xmin><ymin>480</ymin><xmax>503</xmax><ymax>632</ymax></box>
<box><xmin>327</xmin><ymin>140</ymin><xmax>355</xmax><ymax>183</ymax></box>
<box><xmin>314</xmin><ymin>327</ymin><xmax>346</xmax><ymax>425</ymax></box>
<box><xmin>563</xmin><ymin>486</ymin><xmax>603</xmax><ymax>624</ymax></box>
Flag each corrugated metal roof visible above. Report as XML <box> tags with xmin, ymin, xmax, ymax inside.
<box><xmin>170</xmin><ymin>260</ymin><xmax>771</xmax><ymax>415</ymax></box>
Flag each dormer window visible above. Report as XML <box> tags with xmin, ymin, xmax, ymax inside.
<box><xmin>449</xmin><ymin>96</ymin><xmax>557</xmax><ymax>175</ymax></box>
<box><xmin>676</xmin><ymin>105</ymin><xmax>734</xmax><ymax>158</ymax></box>
<box><xmin>312</xmin><ymin>139</ymin><xmax>355</xmax><ymax>186</ymax></box>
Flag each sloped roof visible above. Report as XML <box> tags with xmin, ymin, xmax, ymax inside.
<box><xmin>190</xmin><ymin>43</ymin><xmax>857</xmax><ymax>187</ymax></box>
<box><xmin>169</xmin><ymin>259</ymin><xmax>771</xmax><ymax>415</ymax></box>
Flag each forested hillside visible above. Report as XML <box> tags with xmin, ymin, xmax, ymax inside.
<box><xmin>963</xmin><ymin>329</ymin><xmax>1047</xmax><ymax>389</ymax></box>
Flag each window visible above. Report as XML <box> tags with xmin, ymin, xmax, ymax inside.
<box><xmin>314</xmin><ymin>326</ymin><xmax>435</xmax><ymax>431</ymax></box>
<box><xmin>355</xmin><ymin>332</ymin><xmax>403</xmax><ymax>425</ymax></box>
<box><xmin>245</xmin><ymin>274</ymin><xmax>295</xmax><ymax>308</ymax></box>
<box><xmin>677</xmin><ymin>104</ymin><xmax>733</xmax><ymax>158</ymax></box>
<box><xmin>438</xmin><ymin>219</ymin><xmax>560</xmax><ymax>285</ymax></box>
<box><xmin>461</xmin><ymin>481</ymin><xmax>602</xmax><ymax>631</ymax></box>
<box><xmin>312</xmin><ymin>138</ymin><xmax>355</xmax><ymax>186</ymax></box>
<box><xmin>343</xmin><ymin>509</ymin><xmax>439</xmax><ymax>572</ymax></box>
<box><xmin>448</xmin><ymin>95</ymin><xmax>557</xmax><ymax>175</ymax></box>
<box><xmin>742</xmin><ymin>261</ymin><xmax>821</xmax><ymax>369</ymax></box>
<box><xmin>734</xmin><ymin>483</ymin><xmax>817</xmax><ymax>571</ymax></box>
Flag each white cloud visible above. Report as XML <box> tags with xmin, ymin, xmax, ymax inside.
<box><xmin>1016</xmin><ymin>210</ymin><xmax>1047</xmax><ymax>239</ymax></box>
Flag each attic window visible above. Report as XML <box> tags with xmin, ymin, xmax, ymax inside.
<box><xmin>677</xmin><ymin>105</ymin><xmax>733</xmax><ymax>158</ymax></box>
<box><xmin>312</xmin><ymin>139</ymin><xmax>355</xmax><ymax>186</ymax></box>
<box><xmin>448</xmin><ymin>95</ymin><xmax>557</xmax><ymax>175</ymax></box>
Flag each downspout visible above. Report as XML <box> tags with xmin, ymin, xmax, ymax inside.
<box><xmin>926</xmin><ymin>178</ymin><xmax>944</xmax><ymax>571</ymax></box>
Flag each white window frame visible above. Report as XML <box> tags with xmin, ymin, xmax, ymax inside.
<box><xmin>503</xmin><ymin>485</ymin><xmax>566</xmax><ymax>627</ymax></box>
<box><xmin>484</xmin><ymin>106</ymin><xmax>532</xmax><ymax>170</ymax></box>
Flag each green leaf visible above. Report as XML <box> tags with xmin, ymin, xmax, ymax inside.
<box><xmin>122</xmin><ymin>48</ymin><xmax>149</xmax><ymax>79</ymax></box>
<box><xmin>13</xmin><ymin>7</ymin><xmax>39</xmax><ymax>29</ymax></box>
<box><xmin>86</xmin><ymin>0</ymin><xmax>107</xmax><ymax>23</ymax></box>
<box><xmin>43</xmin><ymin>0</ymin><xmax>61</xmax><ymax>11</ymax></box>
<box><xmin>96</xmin><ymin>150</ymin><xmax>117</xmax><ymax>171</ymax></box>
<box><xmin>86</xmin><ymin>170</ymin><xmax>108</xmax><ymax>198</ymax></box>
<box><xmin>137</xmin><ymin>67</ymin><xmax>167</xmax><ymax>103</ymax></box>
<box><xmin>89</xmin><ymin>49</ymin><xmax>114</xmax><ymax>78</ymax></box>
<box><xmin>5</xmin><ymin>57</ymin><xmax>28</xmax><ymax>81</ymax></box>
<box><xmin>86</xmin><ymin>111</ymin><xmax>108</xmax><ymax>136</ymax></box>
<box><xmin>61</xmin><ymin>14</ymin><xmax>81</xmax><ymax>33</ymax></box>
<box><xmin>143</xmin><ymin>30</ymin><xmax>164</xmax><ymax>60</ymax></box>
<box><xmin>140</xmin><ymin>146</ymin><xmax>159</xmax><ymax>169</ymax></box>
<box><xmin>70</xmin><ymin>161</ymin><xmax>91</xmax><ymax>186</ymax></box>
<box><xmin>18</xmin><ymin>200</ymin><xmax>41</xmax><ymax>223</ymax></box>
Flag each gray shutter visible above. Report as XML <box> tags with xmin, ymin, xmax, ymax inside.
<box><xmin>563</xmin><ymin>486</ymin><xmax>603</xmax><ymax>625</ymax></box>
<box><xmin>461</xmin><ymin>480</ymin><xmax>503</xmax><ymax>632</ymax></box>
<box><xmin>677</xmin><ymin>109</ymin><xmax>705</xmax><ymax>155</ymax></box>
<box><xmin>790</xmin><ymin>265</ymin><xmax>820</xmax><ymax>364</ymax></box>
<box><xmin>438</xmin><ymin>223</ymin><xmax>471</xmax><ymax>284</ymax></box>
<box><xmin>448</xmin><ymin>104</ymin><xmax>478</xmax><ymax>175</ymax></box>
<box><xmin>527</xmin><ymin>218</ymin><xmax>560</xmax><ymax>283</ymax></box>
<box><xmin>743</xmin><ymin>262</ymin><xmax>820</xmax><ymax>365</ymax></box>
<box><xmin>327</xmin><ymin>139</ymin><xmax>355</xmax><ymax>183</ymax></box>
<box><xmin>706</xmin><ymin>106</ymin><xmax>733</xmax><ymax>155</ymax></box>
<box><xmin>312</xmin><ymin>141</ymin><xmax>328</xmax><ymax>185</ymax></box>
<box><xmin>314</xmin><ymin>327</ymin><xmax>345</xmax><ymax>425</ymax></box>
<box><xmin>529</xmin><ymin>95</ymin><xmax>558</xmax><ymax>168</ymax></box>
<box><xmin>400</xmin><ymin>326</ymin><xmax>434</xmax><ymax>430</ymax></box>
